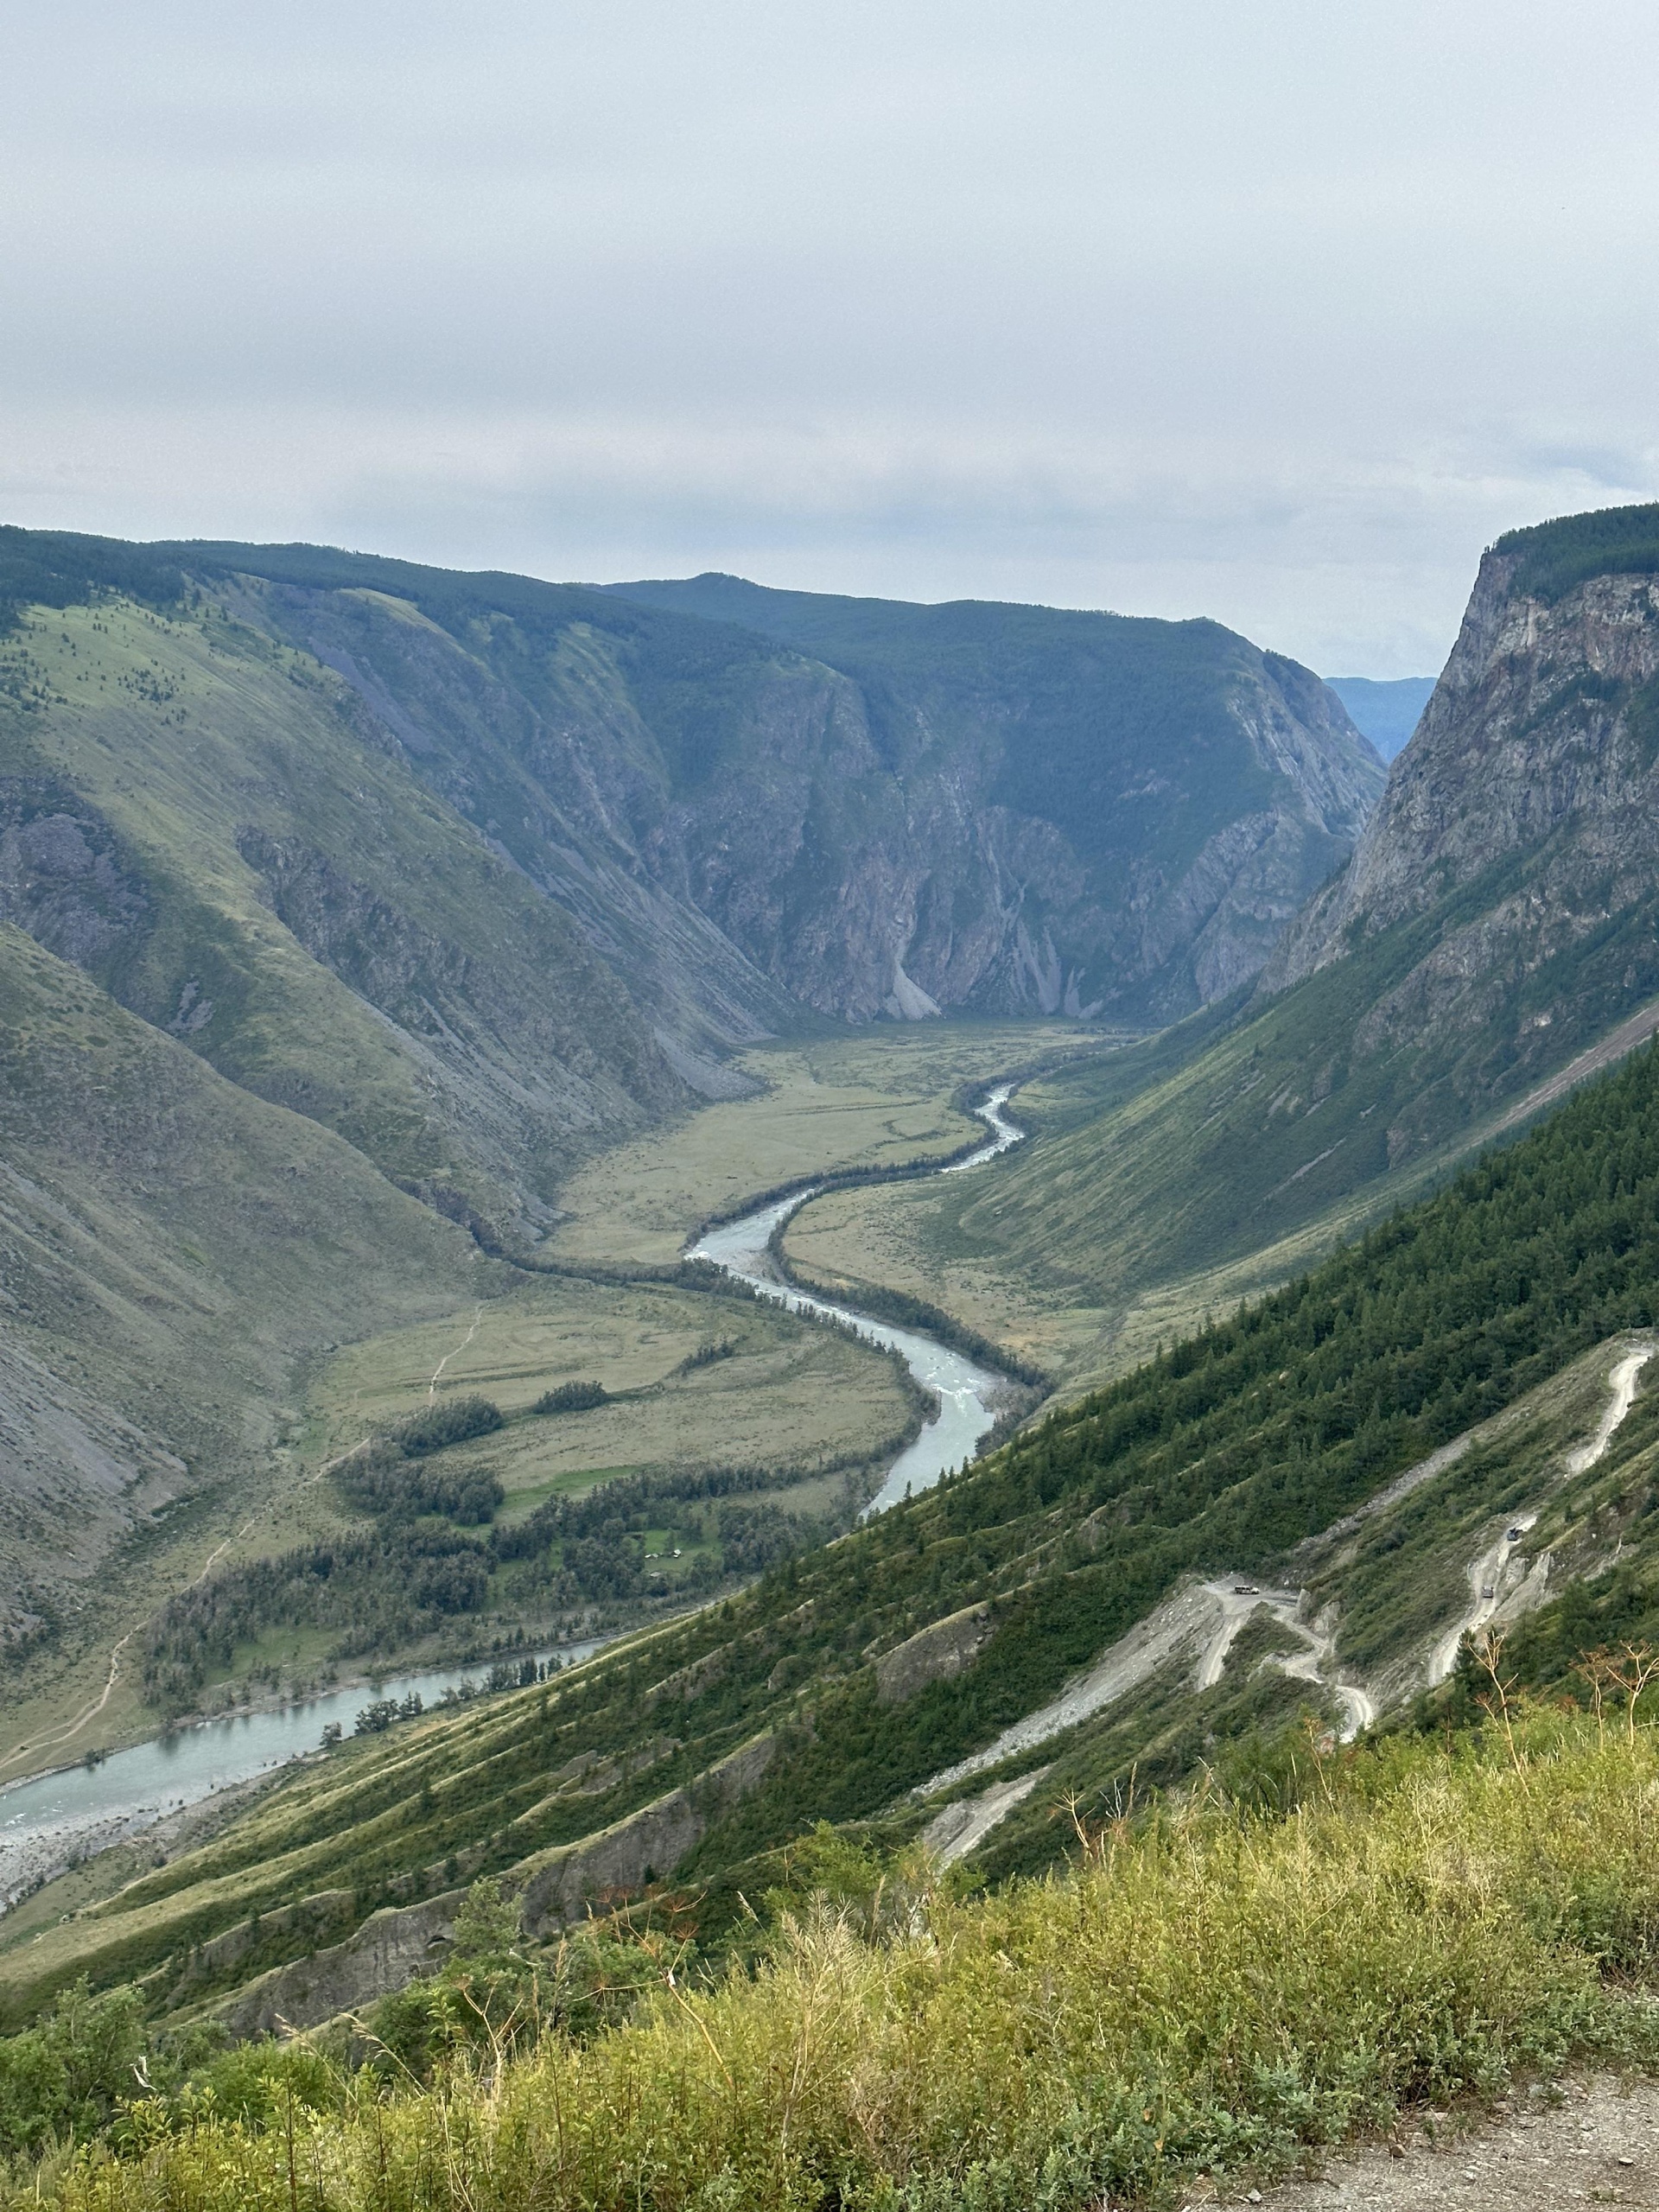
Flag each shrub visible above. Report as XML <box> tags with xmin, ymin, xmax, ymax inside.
<box><xmin>534</xmin><ymin>1380</ymin><xmax>609</xmax><ymax>1415</ymax></box>
<box><xmin>0</xmin><ymin>1977</ymin><xmax>143</xmax><ymax>2160</ymax></box>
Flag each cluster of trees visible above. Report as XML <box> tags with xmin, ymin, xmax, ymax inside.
<box><xmin>489</xmin><ymin>1459</ymin><xmax>828</xmax><ymax>1606</ymax></box>
<box><xmin>140</xmin><ymin>1528</ymin><xmax>492</xmax><ymax>1713</ymax></box>
<box><xmin>353</xmin><ymin>1691</ymin><xmax>425</xmax><ymax>1735</ymax></box>
<box><xmin>1498</xmin><ymin>499</ymin><xmax>1659</xmax><ymax>602</ymax></box>
<box><xmin>0</xmin><ymin>524</ymin><xmax>185</xmax><ymax>639</ymax></box>
<box><xmin>336</xmin><ymin>1447</ymin><xmax>503</xmax><ymax>1526</ymax></box>
<box><xmin>533</xmin><ymin>1379</ymin><xmax>609</xmax><ymax>1414</ymax></box>
<box><xmin>334</xmin><ymin>1396</ymin><xmax>505</xmax><ymax>1525</ymax></box>
<box><xmin>142</xmin><ymin>1439</ymin><xmax>838</xmax><ymax>1714</ymax></box>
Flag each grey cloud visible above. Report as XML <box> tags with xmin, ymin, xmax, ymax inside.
<box><xmin>3</xmin><ymin>0</ymin><xmax>1659</xmax><ymax>672</ymax></box>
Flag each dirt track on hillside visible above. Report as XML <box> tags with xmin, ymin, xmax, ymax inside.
<box><xmin>1240</xmin><ymin>2076</ymin><xmax>1659</xmax><ymax>2211</ymax></box>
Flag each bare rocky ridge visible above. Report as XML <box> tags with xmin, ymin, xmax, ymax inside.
<box><xmin>1268</xmin><ymin>549</ymin><xmax>1659</xmax><ymax>1036</ymax></box>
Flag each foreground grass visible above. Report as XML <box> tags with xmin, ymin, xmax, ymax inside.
<box><xmin>52</xmin><ymin>1718</ymin><xmax>1659</xmax><ymax>2211</ymax></box>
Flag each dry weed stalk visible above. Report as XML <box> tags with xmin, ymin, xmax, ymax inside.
<box><xmin>1471</xmin><ymin>1629</ymin><xmax>1530</xmax><ymax>1789</ymax></box>
<box><xmin>1573</xmin><ymin>1643</ymin><xmax>1659</xmax><ymax>1746</ymax></box>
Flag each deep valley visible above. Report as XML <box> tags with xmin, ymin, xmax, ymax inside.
<box><xmin>10</xmin><ymin>505</ymin><xmax>1659</xmax><ymax>2207</ymax></box>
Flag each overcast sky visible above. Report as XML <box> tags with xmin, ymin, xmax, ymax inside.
<box><xmin>4</xmin><ymin>3</ymin><xmax>1657</xmax><ymax>674</ymax></box>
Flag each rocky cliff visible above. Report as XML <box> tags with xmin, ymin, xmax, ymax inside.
<box><xmin>1266</xmin><ymin>505</ymin><xmax>1659</xmax><ymax>1096</ymax></box>
<box><xmin>605</xmin><ymin>575</ymin><xmax>1385</xmax><ymax>1024</ymax></box>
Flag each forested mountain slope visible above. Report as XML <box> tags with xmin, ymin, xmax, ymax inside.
<box><xmin>17</xmin><ymin>1029</ymin><xmax>1659</xmax><ymax>2032</ymax></box>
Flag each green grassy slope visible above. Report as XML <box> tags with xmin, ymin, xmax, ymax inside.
<box><xmin>0</xmin><ymin>921</ymin><xmax>480</xmax><ymax>1747</ymax></box>
<box><xmin>1</xmin><ymin>588</ymin><xmax>683</xmax><ymax>1236</ymax></box>
<box><xmin>19</xmin><ymin>1033</ymin><xmax>1659</xmax><ymax>2027</ymax></box>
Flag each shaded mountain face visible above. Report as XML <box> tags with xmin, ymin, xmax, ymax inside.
<box><xmin>604</xmin><ymin>573</ymin><xmax>1384</xmax><ymax>1022</ymax></box>
<box><xmin>76</xmin><ymin>541</ymin><xmax>1381</xmax><ymax>1034</ymax></box>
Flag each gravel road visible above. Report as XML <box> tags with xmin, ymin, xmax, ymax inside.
<box><xmin>1236</xmin><ymin>2076</ymin><xmax>1659</xmax><ymax>2212</ymax></box>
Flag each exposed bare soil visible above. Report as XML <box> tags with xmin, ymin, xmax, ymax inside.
<box><xmin>1245</xmin><ymin>2077</ymin><xmax>1659</xmax><ymax>2212</ymax></box>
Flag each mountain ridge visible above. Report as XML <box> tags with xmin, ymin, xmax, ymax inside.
<box><xmin>602</xmin><ymin>569</ymin><xmax>1385</xmax><ymax>1020</ymax></box>
<box><xmin>798</xmin><ymin>501</ymin><xmax>1659</xmax><ymax>1394</ymax></box>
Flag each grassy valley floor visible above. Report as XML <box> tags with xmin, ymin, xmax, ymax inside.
<box><xmin>3</xmin><ymin>1021</ymin><xmax>1088</xmax><ymax>1764</ymax></box>
<box><xmin>541</xmin><ymin>1021</ymin><xmax>1102</xmax><ymax>1268</ymax></box>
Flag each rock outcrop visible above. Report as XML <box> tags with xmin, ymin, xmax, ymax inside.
<box><xmin>943</xmin><ymin>506</ymin><xmax>1659</xmax><ymax>1308</ymax></box>
<box><xmin>210</xmin><ymin>1891</ymin><xmax>463</xmax><ymax>2042</ymax></box>
<box><xmin>874</xmin><ymin>1602</ymin><xmax>996</xmax><ymax>1704</ymax></box>
<box><xmin>516</xmin><ymin>1730</ymin><xmax>777</xmax><ymax>1936</ymax></box>
<box><xmin>1270</xmin><ymin>537</ymin><xmax>1659</xmax><ymax>1005</ymax></box>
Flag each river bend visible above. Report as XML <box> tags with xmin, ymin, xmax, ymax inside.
<box><xmin>689</xmin><ymin>1084</ymin><xmax>1025</xmax><ymax>1516</ymax></box>
<box><xmin>0</xmin><ymin>1087</ymin><xmax>1027</xmax><ymax>1904</ymax></box>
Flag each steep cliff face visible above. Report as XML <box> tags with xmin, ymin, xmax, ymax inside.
<box><xmin>607</xmin><ymin>575</ymin><xmax>1385</xmax><ymax>1024</ymax></box>
<box><xmin>144</xmin><ymin>543</ymin><xmax>1382</xmax><ymax>1034</ymax></box>
<box><xmin>1272</xmin><ymin>534</ymin><xmax>1659</xmax><ymax>1014</ymax></box>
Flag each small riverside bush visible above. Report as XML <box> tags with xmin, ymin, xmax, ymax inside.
<box><xmin>50</xmin><ymin>1719</ymin><xmax>1659</xmax><ymax>2211</ymax></box>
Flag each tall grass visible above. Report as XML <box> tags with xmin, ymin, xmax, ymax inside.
<box><xmin>54</xmin><ymin>1721</ymin><xmax>1659</xmax><ymax>2212</ymax></box>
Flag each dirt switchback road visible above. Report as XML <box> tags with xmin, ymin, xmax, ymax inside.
<box><xmin>1243</xmin><ymin>2076</ymin><xmax>1659</xmax><ymax>2211</ymax></box>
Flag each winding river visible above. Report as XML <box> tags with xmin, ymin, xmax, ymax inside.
<box><xmin>0</xmin><ymin>1643</ymin><xmax>605</xmax><ymax>1910</ymax></box>
<box><xmin>0</xmin><ymin>1084</ymin><xmax>1027</xmax><ymax>1906</ymax></box>
<box><xmin>689</xmin><ymin>1084</ymin><xmax>1025</xmax><ymax>1515</ymax></box>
